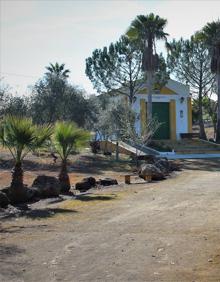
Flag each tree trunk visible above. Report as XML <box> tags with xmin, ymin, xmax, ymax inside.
<box><xmin>198</xmin><ymin>89</ymin><xmax>207</xmax><ymax>140</ymax></box>
<box><xmin>135</xmin><ymin>148</ymin><xmax>139</xmax><ymax>168</ymax></box>
<box><xmin>115</xmin><ymin>141</ymin><xmax>119</xmax><ymax>161</ymax></box>
<box><xmin>216</xmin><ymin>72</ymin><xmax>220</xmax><ymax>143</ymax></box>
<box><xmin>147</xmin><ymin>71</ymin><xmax>153</xmax><ymax>122</ymax></box>
<box><xmin>9</xmin><ymin>162</ymin><xmax>27</xmax><ymax>203</ymax></box>
<box><xmin>59</xmin><ymin>160</ymin><xmax>71</xmax><ymax>193</ymax></box>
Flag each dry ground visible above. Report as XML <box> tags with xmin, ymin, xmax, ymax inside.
<box><xmin>0</xmin><ymin>149</ymin><xmax>220</xmax><ymax>282</ymax></box>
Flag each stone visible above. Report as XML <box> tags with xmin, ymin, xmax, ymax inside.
<box><xmin>26</xmin><ymin>187</ymin><xmax>41</xmax><ymax>201</ymax></box>
<box><xmin>75</xmin><ymin>177</ymin><xmax>97</xmax><ymax>192</ymax></box>
<box><xmin>82</xmin><ymin>177</ymin><xmax>96</xmax><ymax>187</ymax></box>
<box><xmin>138</xmin><ymin>163</ymin><xmax>165</xmax><ymax>181</ymax></box>
<box><xmin>31</xmin><ymin>175</ymin><xmax>61</xmax><ymax>198</ymax></box>
<box><xmin>99</xmin><ymin>178</ymin><xmax>118</xmax><ymax>186</ymax></box>
<box><xmin>0</xmin><ymin>191</ymin><xmax>10</xmax><ymax>208</ymax></box>
<box><xmin>75</xmin><ymin>181</ymin><xmax>91</xmax><ymax>192</ymax></box>
<box><xmin>155</xmin><ymin>158</ymin><xmax>170</xmax><ymax>174</ymax></box>
<box><xmin>169</xmin><ymin>161</ymin><xmax>182</xmax><ymax>171</ymax></box>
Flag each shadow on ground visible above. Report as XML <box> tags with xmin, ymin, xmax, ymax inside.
<box><xmin>75</xmin><ymin>194</ymin><xmax>117</xmax><ymax>202</ymax></box>
<box><xmin>0</xmin><ymin>207</ymin><xmax>77</xmax><ymax>221</ymax></box>
<box><xmin>180</xmin><ymin>158</ymin><xmax>220</xmax><ymax>172</ymax></box>
<box><xmin>0</xmin><ymin>154</ymin><xmax>132</xmax><ymax>175</ymax></box>
<box><xmin>0</xmin><ymin>224</ymin><xmax>49</xmax><ymax>234</ymax></box>
<box><xmin>0</xmin><ymin>243</ymin><xmax>25</xmax><ymax>258</ymax></box>
<box><xmin>24</xmin><ymin>208</ymin><xmax>77</xmax><ymax>219</ymax></box>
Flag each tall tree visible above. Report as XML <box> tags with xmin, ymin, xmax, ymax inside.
<box><xmin>31</xmin><ymin>76</ymin><xmax>66</xmax><ymax>123</ymax></box>
<box><xmin>45</xmin><ymin>62</ymin><xmax>70</xmax><ymax>79</ymax></box>
<box><xmin>167</xmin><ymin>36</ymin><xmax>215</xmax><ymax>139</ymax></box>
<box><xmin>31</xmin><ymin>80</ymin><xmax>93</xmax><ymax>127</ymax></box>
<box><xmin>126</xmin><ymin>13</ymin><xmax>168</xmax><ymax>120</ymax></box>
<box><xmin>200</xmin><ymin>20</ymin><xmax>220</xmax><ymax>142</ymax></box>
<box><xmin>31</xmin><ymin>63</ymin><xmax>70</xmax><ymax>123</ymax></box>
<box><xmin>86</xmin><ymin>36</ymin><xmax>143</xmax><ymax>104</ymax></box>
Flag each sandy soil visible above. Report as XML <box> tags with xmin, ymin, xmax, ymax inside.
<box><xmin>1</xmin><ymin>151</ymin><xmax>220</xmax><ymax>282</ymax></box>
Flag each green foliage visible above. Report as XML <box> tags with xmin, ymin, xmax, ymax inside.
<box><xmin>30</xmin><ymin>72</ymin><xmax>94</xmax><ymax>126</ymax></box>
<box><xmin>154</xmin><ymin>53</ymin><xmax>170</xmax><ymax>90</ymax></box>
<box><xmin>45</xmin><ymin>62</ymin><xmax>70</xmax><ymax>79</ymax></box>
<box><xmin>0</xmin><ymin>79</ymin><xmax>29</xmax><ymax>118</ymax></box>
<box><xmin>0</xmin><ymin>116</ymin><xmax>53</xmax><ymax>162</ymax></box>
<box><xmin>202</xmin><ymin>96</ymin><xmax>217</xmax><ymax>124</ymax></box>
<box><xmin>126</xmin><ymin>13</ymin><xmax>168</xmax><ymax>47</ymax></box>
<box><xmin>86</xmin><ymin>36</ymin><xmax>143</xmax><ymax>104</ymax></box>
<box><xmin>199</xmin><ymin>20</ymin><xmax>220</xmax><ymax>47</ymax></box>
<box><xmin>126</xmin><ymin>13</ymin><xmax>169</xmax><ymax>121</ymax></box>
<box><xmin>167</xmin><ymin>36</ymin><xmax>215</xmax><ymax>95</ymax></box>
<box><xmin>197</xmin><ymin>20</ymin><xmax>220</xmax><ymax>141</ymax></box>
<box><xmin>167</xmin><ymin>35</ymin><xmax>216</xmax><ymax>139</ymax></box>
<box><xmin>52</xmin><ymin>121</ymin><xmax>90</xmax><ymax>161</ymax></box>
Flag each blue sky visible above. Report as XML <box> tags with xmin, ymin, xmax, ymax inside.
<box><xmin>1</xmin><ymin>0</ymin><xmax>220</xmax><ymax>96</ymax></box>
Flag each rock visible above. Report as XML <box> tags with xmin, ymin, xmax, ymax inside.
<box><xmin>103</xmin><ymin>152</ymin><xmax>112</xmax><ymax>156</ymax></box>
<box><xmin>75</xmin><ymin>181</ymin><xmax>91</xmax><ymax>192</ymax></box>
<box><xmin>169</xmin><ymin>161</ymin><xmax>182</xmax><ymax>171</ymax></box>
<box><xmin>31</xmin><ymin>175</ymin><xmax>61</xmax><ymax>198</ymax></box>
<box><xmin>0</xmin><ymin>192</ymin><xmax>10</xmax><ymax>208</ymax></box>
<box><xmin>75</xmin><ymin>177</ymin><xmax>96</xmax><ymax>192</ymax></box>
<box><xmin>138</xmin><ymin>163</ymin><xmax>165</xmax><ymax>181</ymax></box>
<box><xmin>1</xmin><ymin>187</ymin><xmax>9</xmax><ymax>196</ymax></box>
<box><xmin>26</xmin><ymin>187</ymin><xmax>41</xmax><ymax>201</ymax></box>
<box><xmin>155</xmin><ymin>158</ymin><xmax>170</xmax><ymax>174</ymax></box>
<box><xmin>98</xmin><ymin>178</ymin><xmax>118</xmax><ymax>186</ymax></box>
<box><xmin>82</xmin><ymin>177</ymin><xmax>96</xmax><ymax>187</ymax></box>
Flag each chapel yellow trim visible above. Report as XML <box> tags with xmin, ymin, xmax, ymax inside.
<box><xmin>169</xmin><ymin>100</ymin><xmax>177</xmax><ymax>140</ymax></box>
<box><xmin>137</xmin><ymin>86</ymin><xmax>176</xmax><ymax>95</ymax></box>
<box><xmin>187</xmin><ymin>97</ymin><xmax>193</xmax><ymax>133</ymax></box>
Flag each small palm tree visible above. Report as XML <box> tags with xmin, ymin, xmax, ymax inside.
<box><xmin>45</xmin><ymin>62</ymin><xmax>70</xmax><ymax>79</ymax></box>
<box><xmin>52</xmin><ymin>121</ymin><xmax>90</xmax><ymax>193</ymax></box>
<box><xmin>200</xmin><ymin>20</ymin><xmax>220</xmax><ymax>142</ymax></box>
<box><xmin>126</xmin><ymin>13</ymin><xmax>168</xmax><ymax>121</ymax></box>
<box><xmin>0</xmin><ymin>116</ymin><xmax>53</xmax><ymax>203</ymax></box>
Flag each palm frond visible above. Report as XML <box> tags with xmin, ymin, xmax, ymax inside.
<box><xmin>0</xmin><ymin>116</ymin><xmax>52</xmax><ymax>162</ymax></box>
<box><xmin>52</xmin><ymin>121</ymin><xmax>90</xmax><ymax>160</ymax></box>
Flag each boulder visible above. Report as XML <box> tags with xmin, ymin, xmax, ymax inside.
<box><xmin>26</xmin><ymin>187</ymin><xmax>41</xmax><ymax>201</ymax></box>
<box><xmin>75</xmin><ymin>181</ymin><xmax>91</xmax><ymax>192</ymax></box>
<box><xmin>0</xmin><ymin>191</ymin><xmax>10</xmax><ymax>208</ymax></box>
<box><xmin>31</xmin><ymin>175</ymin><xmax>61</xmax><ymax>198</ymax></box>
<box><xmin>75</xmin><ymin>177</ymin><xmax>96</xmax><ymax>192</ymax></box>
<box><xmin>155</xmin><ymin>158</ymin><xmax>170</xmax><ymax>174</ymax></box>
<box><xmin>98</xmin><ymin>178</ymin><xmax>118</xmax><ymax>186</ymax></box>
<box><xmin>138</xmin><ymin>163</ymin><xmax>165</xmax><ymax>181</ymax></box>
<box><xmin>169</xmin><ymin>161</ymin><xmax>182</xmax><ymax>171</ymax></box>
<box><xmin>82</xmin><ymin>177</ymin><xmax>96</xmax><ymax>187</ymax></box>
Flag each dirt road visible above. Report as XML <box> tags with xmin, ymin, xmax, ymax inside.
<box><xmin>1</xmin><ymin>161</ymin><xmax>220</xmax><ymax>281</ymax></box>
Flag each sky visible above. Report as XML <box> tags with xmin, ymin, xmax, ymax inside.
<box><xmin>1</xmin><ymin>0</ymin><xmax>220</xmax><ymax>97</ymax></box>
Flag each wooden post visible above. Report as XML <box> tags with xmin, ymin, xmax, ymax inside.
<box><xmin>143</xmin><ymin>175</ymin><xmax>152</xmax><ymax>182</ymax></box>
<box><xmin>125</xmin><ymin>175</ymin><xmax>131</xmax><ymax>184</ymax></box>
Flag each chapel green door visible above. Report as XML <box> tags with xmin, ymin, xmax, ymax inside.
<box><xmin>152</xmin><ymin>102</ymin><xmax>170</xmax><ymax>139</ymax></box>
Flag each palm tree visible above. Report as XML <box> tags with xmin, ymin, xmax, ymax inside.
<box><xmin>126</xmin><ymin>13</ymin><xmax>168</xmax><ymax>121</ymax></box>
<box><xmin>52</xmin><ymin>121</ymin><xmax>90</xmax><ymax>193</ymax></box>
<box><xmin>200</xmin><ymin>20</ymin><xmax>220</xmax><ymax>142</ymax></box>
<box><xmin>0</xmin><ymin>116</ymin><xmax>53</xmax><ymax>203</ymax></box>
<box><xmin>45</xmin><ymin>62</ymin><xmax>70</xmax><ymax>79</ymax></box>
